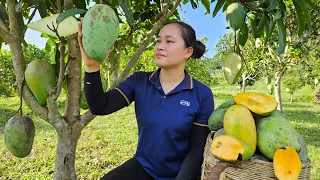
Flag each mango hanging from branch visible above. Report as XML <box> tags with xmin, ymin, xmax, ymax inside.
<box><xmin>82</xmin><ymin>4</ymin><xmax>120</xmax><ymax>62</ymax></box>
<box><xmin>226</xmin><ymin>2</ymin><xmax>246</xmax><ymax>31</ymax></box>
<box><xmin>223</xmin><ymin>52</ymin><xmax>244</xmax><ymax>85</ymax></box>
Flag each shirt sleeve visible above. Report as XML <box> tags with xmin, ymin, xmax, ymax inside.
<box><xmin>115</xmin><ymin>72</ymin><xmax>138</xmax><ymax>106</ymax></box>
<box><xmin>175</xmin><ymin>124</ymin><xmax>210</xmax><ymax>180</ymax></box>
<box><xmin>194</xmin><ymin>88</ymin><xmax>214</xmax><ymax>127</ymax></box>
<box><xmin>84</xmin><ymin>71</ymin><xmax>128</xmax><ymax>115</ymax></box>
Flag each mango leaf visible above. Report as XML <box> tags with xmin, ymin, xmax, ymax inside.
<box><xmin>119</xmin><ymin>0</ymin><xmax>135</xmax><ymax>28</ymax></box>
<box><xmin>190</xmin><ymin>0</ymin><xmax>198</xmax><ymax>9</ymax></box>
<box><xmin>201</xmin><ymin>0</ymin><xmax>211</xmax><ymax>14</ymax></box>
<box><xmin>257</xmin><ymin>14</ymin><xmax>267</xmax><ymax>33</ymax></box>
<box><xmin>274</xmin><ymin>9</ymin><xmax>282</xmax><ymax>20</ymax></box>
<box><xmin>278</xmin><ymin>0</ymin><xmax>286</xmax><ymax>16</ymax></box>
<box><xmin>265</xmin><ymin>0</ymin><xmax>280</xmax><ymax>11</ymax></box>
<box><xmin>237</xmin><ymin>22</ymin><xmax>248</xmax><ymax>47</ymax></box>
<box><xmin>74</xmin><ymin>0</ymin><xmax>87</xmax><ymax>10</ymax></box>
<box><xmin>292</xmin><ymin>0</ymin><xmax>311</xmax><ymax>29</ymax></box>
<box><xmin>183</xmin><ymin>0</ymin><xmax>189</xmax><ymax>4</ymax></box>
<box><xmin>37</xmin><ymin>0</ymin><xmax>47</xmax><ymax>18</ymax></box>
<box><xmin>251</xmin><ymin>17</ymin><xmax>258</xmax><ymax>38</ymax></box>
<box><xmin>56</xmin><ymin>8</ymin><xmax>87</xmax><ymax>25</ymax></box>
<box><xmin>222</xmin><ymin>0</ymin><xmax>231</xmax><ymax>12</ymax></box>
<box><xmin>212</xmin><ymin>0</ymin><xmax>225</xmax><ymax>18</ymax></box>
<box><xmin>277</xmin><ymin>18</ymin><xmax>286</xmax><ymax>55</ymax></box>
<box><xmin>264</xmin><ymin>15</ymin><xmax>271</xmax><ymax>43</ymax></box>
<box><xmin>45</xmin><ymin>38</ymin><xmax>54</xmax><ymax>53</ymax></box>
<box><xmin>292</xmin><ymin>0</ymin><xmax>305</xmax><ymax>37</ymax></box>
<box><xmin>304</xmin><ymin>0</ymin><xmax>316</xmax><ymax>9</ymax></box>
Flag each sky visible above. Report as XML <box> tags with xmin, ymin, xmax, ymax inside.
<box><xmin>3</xmin><ymin>2</ymin><xmax>231</xmax><ymax>58</ymax></box>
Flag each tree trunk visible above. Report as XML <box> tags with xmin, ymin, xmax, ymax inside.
<box><xmin>275</xmin><ymin>68</ymin><xmax>285</xmax><ymax>111</ymax></box>
<box><xmin>241</xmin><ymin>72</ymin><xmax>247</xmax><ymax>92</ymax></box>
<box><xmin>53</xmin><ymin>124</ymin><xmax>81</xmax><ymax>180</ymax></box>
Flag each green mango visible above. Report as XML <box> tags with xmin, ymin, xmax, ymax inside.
<box><xmin>208</xmin><ymin>99</ymin><xmax>235</xmax><ymax>131</ymax></box>
<box><xmin>25</xmin><ymin>60</ymin><xmax>57</xmax><ymax>106</ymax></box>
<box><xmin>256</xmin><ymin>111</ymin><xmax>301</xmax><ymax>160</ymax></box>
<box><xmin>82</xmin><ymin>4</ymin><xmax>119</xmax><ymax>62</ymax></box>
<box><xmin>4</xmin><ymin>116</ymin><xmax>35</xmax><ymax>158</ymax></box>
<box><xmin>226</xmin><ymin>2</ymin><xmax>246</xmax><ymax>31</ymax></box>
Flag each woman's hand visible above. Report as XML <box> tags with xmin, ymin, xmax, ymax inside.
<box><xmin>78</xmin><ymin>18</ymin><xmax>114</xmax><ymax>72</ymax></box>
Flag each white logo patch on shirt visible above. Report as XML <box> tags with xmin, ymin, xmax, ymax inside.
<box><xmin>180</xmin><ymin>100</ymin><xmax>190</xmax><ymax>107</ymax></box>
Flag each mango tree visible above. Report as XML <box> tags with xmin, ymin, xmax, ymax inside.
<box><xmin>212</xmin><ymin>0</ymin><xmax>315</xmax><ymax>110</ymax></box>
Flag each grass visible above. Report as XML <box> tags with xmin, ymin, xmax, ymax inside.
<box><xmin>0</xmin><ymin>73</ymin><xmax>319</xmax><ymax>180</ymax></box>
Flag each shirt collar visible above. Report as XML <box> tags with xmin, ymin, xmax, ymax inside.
<box><xmin>149</xmin><ymin>68</ymin><xmax>193</xmax><ymax>90</ymax></box>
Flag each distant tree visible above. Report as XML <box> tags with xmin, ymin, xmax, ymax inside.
<box><xmin>282</xmin><ymin>67</ymin><xmax>304</xmax><ymax>103</ymax></box>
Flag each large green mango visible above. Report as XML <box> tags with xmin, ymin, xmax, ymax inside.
<box><xmin>82</xmin><ymin>4</ymin><xmax>119</xmax><ymax>62</ymax></box>
<box><xmin>4</xmin><ymin>116</ymin><xmax>35</xmax><ymax>158</ymax></box>
<box><xmin>298</xmin><ymin>133</ymin><xmax>309</xmax><ymax>164</ymax></box>
<box><xmin>25</xmin><ymin>60</ymin><xmax>57</xmax><ymax>106</ymax></box>
<box><xmin>208</xmin><ymin>99</ymin><xmax>235</xmax><ymax>131</ymax></box>
<box><xmin>226</xmin><ymin>2</ymin><xmax>246</xmax><ymax>31</ymax></box>
<box><xmin>256</xmin><ymin>111</ymin><xmax>301</xmax><ymax>160</ymax></box>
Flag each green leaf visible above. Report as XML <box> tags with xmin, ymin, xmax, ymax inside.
<box><xmin>268</xmin><ymin>17</ymin><xmax>276</xmax><ymax>37</ymax></box>
<box><xmin>264</xmin><ymin>16</ymin><xmax>270</xmax><ymax>43</ymax></box>
<box><xmin>183</xmin><ymin>0</ymin><xmax>189</xmax><ymax>4</ymax></box>
<box><xmin>265</xmin><ymin>0</ymin><xmax>280</xmax><ymax>11</ymax></box>
<box><xmin>277</xmin><ymin>18</ymin><xmax>286</xmax><ymax>55</ymax></box>
<box><xmin>222</xmin><ymin>0</ymin><xmax>231</xmax><ymax>12</ymax></box>
<box><xmin>251</xmin><ymin>17</ymin><xmax>258</xmax><ymax>38</ymax></box>
<box><xmin>304</xmin><ymin>0</ymin><xmax>316</xmax><ymax>9</ymax></box>
<box><xmin>190</xmin><ymin>0</ymin><xmax>198</xmax><ymax>8</ymax></box>
<box><xmin>201</xmin><ymin>0</ymin><xmax>211</xmax><ymax>14</ymax></box>
<box><xmin>293</xmin><ymin>0</ymin><xmax>311</xmax><ymax>29</ymax></box>
<box><xmin>74</xmin><ymin>0</ymin><xmax>87</xmax><ymax>10</ymax></box>
<box><xmin>56</xmin><ymin>8</ymin><xmax>87</xmax><ymax>25</ymax></box>
<box><xmin>37</xmin><ymin>0</ymin><xmax>47</xmax><ymax>18</ymax></box>
<box><xmin>212</xmin><ymin>0</ymin><xmax>225</xmax><ymax>18</ymax></box>
<box><xmin>274</xmin><ymin>9</ymin><xmax>282</xmax><ymax>19</ymax></box>
<box><xmin>119</xmin><ymin>0</ymin><xmax>135</xmax><ymax>28</ymax></box>
<box><xmin>257</xmin><ymin>14</ymin><xmax>267</xmax><ymax>33</ymax></box>
<box><xmin>237</xmin><ymin>22</ymin><xmax>248</xmax><ymax>47</ymax></box>
<box><xmin>45</xmin><ymin>38</ymin><xmax>54</xmax><ymax>52</ymax></box>
<box><xmin>292</xmin><ymin>0</ymin><xmax>306</xmax><ymax>37</ymax></box>
<box><xmin>278</xmin><ymin>0</ymin><xmax>286</xmax><ymax>13</ymax></box>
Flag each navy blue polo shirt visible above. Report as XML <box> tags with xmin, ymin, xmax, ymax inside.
<box><xmin>115</xmin><ymin>68</ymin><xmax>214</xmax><ymax>180</ymax></box>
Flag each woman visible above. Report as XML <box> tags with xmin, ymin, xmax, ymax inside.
<box><xmin>78</xmin><ymin>20</ymin><xmax>214</xmax><ymax>180</ymax></box>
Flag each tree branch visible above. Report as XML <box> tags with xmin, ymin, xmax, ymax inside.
<box><xmin>79</xmin><ymin>111</ymin><xmax>95</xmax><ymax>130</ymax></box>
<box><xmin>52</xmin><ymin>39</ymin><xmax>66</xmax><ymax>100</ymax></box>
<box><xmin>117</xmin><ymin>0</ymin><xmax>182</xmax><ymax>83</ymax></box>
<box><xmin>0</xmin><ymin>18</ymin><xmax>14</xmax><ymax>43</ymax></box>
<box><xmin>7</xmin><ymin>0</ymin><xmax>48</xmax><ymax>121</ymax></box>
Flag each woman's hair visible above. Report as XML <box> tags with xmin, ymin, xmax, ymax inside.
<box><xmin>164</xmin><ymin>21</ymin><xmax>206</xmax><ymax>59</ymax></box>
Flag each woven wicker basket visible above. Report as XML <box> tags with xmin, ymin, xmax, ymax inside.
<box><xmin>201</xmin><ymin>132</ymin><xmax>312</xmax><ymax>180</ymax></box>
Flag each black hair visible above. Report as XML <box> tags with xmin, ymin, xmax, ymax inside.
<box><xmin>164</xmin><ymin>21</ymin><xmax>206</xmax><ymax>59</ymax></box>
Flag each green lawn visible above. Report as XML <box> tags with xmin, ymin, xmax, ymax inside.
<box><xmin>0</xmin><ymin>76</ymin><xmax>319</xmax><ymax>179</ymax></box>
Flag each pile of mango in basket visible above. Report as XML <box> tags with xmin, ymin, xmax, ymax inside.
<box><xmin>208</xmin><ymin>92</ymin><xmax>308</xmax><ymax>180</ymax></box>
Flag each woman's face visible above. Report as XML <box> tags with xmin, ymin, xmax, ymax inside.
<box><xmin>154</xmin><ymin>23</ymin><xmax>193</xmax><ymax>69</ymax></box>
